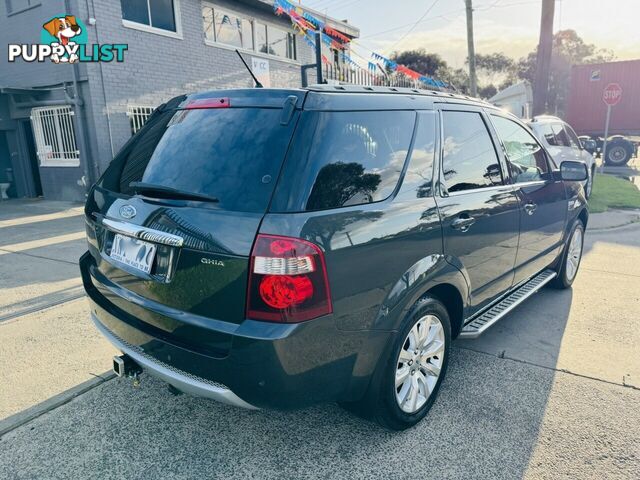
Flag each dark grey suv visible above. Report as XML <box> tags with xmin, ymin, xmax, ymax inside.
<box><xmin>81</xmin><ymin>86</ymin><xmax>589</xmax><ymax>430</ymax></box>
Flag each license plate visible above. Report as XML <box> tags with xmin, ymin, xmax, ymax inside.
<box><xmin>110</xmin><ymin>234</ymin><xmax>157</xmax><ymax>274</ymax></box>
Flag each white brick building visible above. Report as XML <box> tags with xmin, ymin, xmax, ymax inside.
<box><xmin>0</xmin><ymin>0</ymin><xmax>358</xmax><ymax>201</ymax></box>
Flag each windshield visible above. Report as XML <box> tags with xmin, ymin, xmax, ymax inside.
<box><xmin>100</xmin><ymin>107</ymin><xmax>299</xmax><ymax>213</ymax></box>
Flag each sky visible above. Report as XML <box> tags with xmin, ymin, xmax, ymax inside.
<box><xmin>301</xmin><ymin>0</ymin><xmax>640</xmax><ymax>68</ymax></box>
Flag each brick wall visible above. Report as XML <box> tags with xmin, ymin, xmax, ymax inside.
<box><xmin>0</xmin><ymin>0</ymin><xmax>323</xmax><ymax>200</ymax></box>
<box><xmin>79</xmin><ymin>0</ymin><xmax>316</xmax><ymax>172</ymax></box>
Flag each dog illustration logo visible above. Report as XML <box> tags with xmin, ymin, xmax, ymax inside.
<box><xmin>42</xmin><ymin>15</ymin><xmax>85</xmax><ymax>63</ymax></box>
<box><xmin>7</xmin><ymin>14</ymin><xmax>127</xmax><ymax>64</ymax></box>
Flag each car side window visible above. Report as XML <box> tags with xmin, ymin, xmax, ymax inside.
<box><xmin>491</xmin><ymin>115</ymin><xmax>550</xmax><ymax>183</ymax></box>
<box><xmin>441</xmin><ymin>111</ymin><xmax>503</xmax><ymax>193</ymax></box>
<box><xmin>539</xmin><ymin>123</ymin><xmax>559</xmax><ymax>146</ymax></box>
<box><xmin>551</xmin><ymin>124</ymin><xmax>571</xmax><ymax>147</ymax></box>
<box><xmin>401</xmin><ymin>112</ymin><xmax>437</xmax><ymax>198</ymax></box>
<box><xmin>563</xmin><ymin>125</ymin><xmax>582</xmax><ymax>149</ymax></box>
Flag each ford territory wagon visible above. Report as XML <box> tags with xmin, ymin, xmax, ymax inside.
<box><xmin>81</xmin><ymin>86</ymin><xmax>589</xmax><ymax>430</ymax></box>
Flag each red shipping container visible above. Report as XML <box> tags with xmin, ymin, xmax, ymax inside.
<box><xmin>566</xmin><ymin>59</ymin><xmax>640</xmax><ymax>136</ymax></box>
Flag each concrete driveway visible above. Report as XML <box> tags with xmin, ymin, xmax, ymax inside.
<box><xmin>0</xmin><ymin>199</ymin><xmax>638</xmax><ymax>479</ymax></box>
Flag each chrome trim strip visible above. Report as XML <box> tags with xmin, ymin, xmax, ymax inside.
<box><xmin>459</xmin><ymin>269</ymin><xmax>557</xmax><ymax>339</ymax></box>
<box><xmin>91</xmin><ymin>313</ymin><xmax>258</xmax><ymax>410</ymax></box>
<box><xmin>101</xmin><ymin>218</ymin><xmax>184</xmax><ymax>247</ymax></box>
<box><xmin>444</xmin><ymin>185</ymin><xmax>516</xmax><ymax>197</ymax></box>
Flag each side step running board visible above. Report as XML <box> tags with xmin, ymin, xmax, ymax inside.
<box><xmin>459</xmin><ymin>269</ymin><xmax>557</xmax><ymax>339</ymax></box>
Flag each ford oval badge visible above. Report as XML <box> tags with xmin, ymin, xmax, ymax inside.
<box><xmin>119</xmin><ymin>204</ymin><xmax>137</xmax><ymax>219</ymax></box>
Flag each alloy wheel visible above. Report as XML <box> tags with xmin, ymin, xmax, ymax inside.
<box><xmin>395</xmin><ymin>315</ymin><xmax>445</xmax><ymax>414</ymax></box>
<box><xmin>566</xmin><ymin>227</ymin><xmax>583</xmax><ymax>281</ymax></box>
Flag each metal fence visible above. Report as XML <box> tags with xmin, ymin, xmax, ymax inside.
<box><xmin>30</xmin><ymin>106</ymin><xmax>80</xmax><ymax>167</ymax></box>
<box><xmin>323</xmin><ymin>63</ymin><xmax>443</xmax><ymax>90</ymax></box>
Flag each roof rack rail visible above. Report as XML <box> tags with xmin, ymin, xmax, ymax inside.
<box><xmin>305</xmin><ymin>84</ymin><xmax>495</xmax><ymax>108</ymax></box>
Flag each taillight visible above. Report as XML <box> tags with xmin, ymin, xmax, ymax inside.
<box><xmin>185</xmin><ymin>97</ymin><xmax>230</xmax><ymax>109</ymax></box>
<box><xmin>247</xmin><ymin>234</ymin><xmax>332</xmax><ymax>323</ymax></box>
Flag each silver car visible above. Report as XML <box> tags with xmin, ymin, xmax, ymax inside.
<box><xmin>528</xmin><ymin>116</ymin><xmax>596</xmax><ymax>198</ymax></box>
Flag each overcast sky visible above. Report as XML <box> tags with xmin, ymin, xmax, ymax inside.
<box><xmin>302</xmin><ymin>0</ymin><xmax>640</xmax><ymax>68</ymax></box>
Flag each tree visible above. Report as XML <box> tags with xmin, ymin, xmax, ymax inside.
<box><xmin>389</xmin><ymin>49</ymin><xmax>448</xmax><ymax>76</ymax></box>
<box><xmin>447</xmin><ymin>68</ymin><xmax>470</xmax><ymax>94</ymax></box>
<box><xmin>478</xmin><ymin>84</ymin><xmax>498</xmax><ymax>99</ymax></box>
<box><xmin>517</xmin><ymin>29</ymin><xmax>616</xmax><ymax>115</ymax></box>
<box><xmin>473</xmin><ymin>53</ymin><xmax>517</xmax><ymax>86</ymax></box>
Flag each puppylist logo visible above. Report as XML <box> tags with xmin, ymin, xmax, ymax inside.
<box><xmin>8</xmin><ymin>15</ymin><xmax>127</xmax><ymax>64</ymax></box>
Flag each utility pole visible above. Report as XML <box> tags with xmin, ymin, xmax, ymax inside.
<box><xmin>465</xmin><ymin>0</ymin><xmax>477</xmax><ymax>97</ymax></box>
<box><xmin>533</xmin><ymin>0</ymin><xmax>555</xmax><ymax>116</ymax></box>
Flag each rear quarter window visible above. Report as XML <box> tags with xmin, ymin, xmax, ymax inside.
<box><xmin>270</xmin><ymin>110</ymin><xmax>416</xmax><ymax>212</ymax></box>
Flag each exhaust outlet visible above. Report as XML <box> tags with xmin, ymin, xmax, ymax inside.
<box><xmin>113</xmin><ymin>354</ymin><xmax>142</xmax><ymax>378</ymax></box>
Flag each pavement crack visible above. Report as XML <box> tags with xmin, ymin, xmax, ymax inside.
<box><xmin>0</xmin><ymin>371</ymin><xmax>116</xmax><ymax>438</ymax></box>
<box><xmin>581</xmin><ymin>267</ymin><xmax>640</xmax><ymax>279</ymax></box>
<box><xmin>0</xmin><ymin>248</ymin><xmax>78</xmax><ymax>265</ymax></box>
<box><xmin>455</xmin><ymin>345</ymin><xmax>638</xmax><ymax>392</ymax></box>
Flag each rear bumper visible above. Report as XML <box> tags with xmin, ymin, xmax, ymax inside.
<box><xmin>92</xmin><ymin>313</ymin><xmax>257</xmax><ymax>409</ymax></box>
<box><xmin>81</xmin><ymin>252</ymin><xmax>391</xmax><ymax>410</ymax></box>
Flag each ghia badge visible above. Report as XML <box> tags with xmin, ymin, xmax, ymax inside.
<box><xmin>201</xmin><ymin>258</ymin><xmax>225</xmax><ymax>267</ymax></box>
<box><xmin>119</xmin><ymin>204</ymin><xmax>137</xmax><ymax>219</ymax></box>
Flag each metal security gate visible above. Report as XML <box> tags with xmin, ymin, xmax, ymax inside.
<box><xmin>30</xmin><ymin>106</ymin><xmax>80</xmax><ymax>167</ymax></box>
<box><xmin>127</xmin><ymin>105</ymin><xmax>155</xmax><ymax>135</ymax></box>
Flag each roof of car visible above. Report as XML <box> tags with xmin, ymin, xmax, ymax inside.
<box><xmin>305</xmin><ymin>84</ymin><xmax>493</xmax><ymax>107</ymax></box>
<box><xmin>181</xmin><ymin>86</ymin><xmax>497</xmax><ymax>112</ymax></box>
<box><xmin>529</xmin><ymin>115</ymin><xmax>564</xmax><ymax>124</ymax></box>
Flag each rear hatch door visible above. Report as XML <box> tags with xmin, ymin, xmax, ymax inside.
<box><xmin>85</xmin><ymin>90</ymin><xmax>303</xmax><ymax>353</ymax></box>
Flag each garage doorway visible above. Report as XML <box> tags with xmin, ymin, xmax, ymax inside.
<box><xmin>20</xmin><ymin>120</ymin><xmax>43</xmax><ymax>197</ymax></box>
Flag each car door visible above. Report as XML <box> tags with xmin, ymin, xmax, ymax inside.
<box><xmin>489</xmin><ymin>114</ymin><xmax>567</xmax><ymax>285</ymax></box>
<box><xmin>435</xmin><ymin>108</ymin><xmax>520</xmax><ymax>314</ymax></box>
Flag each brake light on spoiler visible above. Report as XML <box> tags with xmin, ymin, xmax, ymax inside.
<box><xmin>185</xmin><ymin>97</ymin><xmax>230</xmax><ymax>109</ymax></box>
<box><xmin>247</xmin><ymin>235</ymin><xmax>332</xmax><ymax>323</ymax></box>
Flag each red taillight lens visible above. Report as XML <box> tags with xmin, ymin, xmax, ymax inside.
<box><xmin>247</xmin><ymin>234</ymin><xmax>332</xmax><ymax>323</ymax></box>
<box><xmin>185</xmin><ymin>97</ymin><xmax>230</xmax><ymax>109</ymax></box>
<box><xmin>259</xmin><ymin>275</ymin><xmax>314</xmax><ymax>309</ymax></box>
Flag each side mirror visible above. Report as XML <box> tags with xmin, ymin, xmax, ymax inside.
<box><xmin>560</xmin><ymin>160</ymin><xmax>588</xmax><ymax>182</ymax></box>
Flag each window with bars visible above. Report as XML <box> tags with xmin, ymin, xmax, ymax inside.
<box><xmin>127</xmin><ymin>105</ymin><xmax>155</xmax><ymax>135</ymax></box>
<box><xmin>30</xmin><ymin>106</ymin><xmax>80</xmax><ymax>167</ymax></box>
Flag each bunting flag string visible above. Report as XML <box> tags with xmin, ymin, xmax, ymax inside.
<box><xmin>272</xmin><ymin>0</ymin><xmax>450</xmax><ymax>89</ymax></box>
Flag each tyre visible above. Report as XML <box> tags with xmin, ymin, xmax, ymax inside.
<box><xmin>552</xmin><ymin>219</ymin><xmax>585</xmax><ymax>289</ymax></box>
<box><xmin>352</xmin><ymin>296</ymin><xmax>451</xmax><ymax>430</ymax></box>
<box><xmin>604</xmin><ymin>141</ymin><xmax>633</xmax><ymax>166</ymax></box>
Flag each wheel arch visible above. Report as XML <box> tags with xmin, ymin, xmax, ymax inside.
<box><xmin>422</xmin><ymin>283</ymin><xmax>465</xmax><ymax>338</ymax></box>
<box><xmin>578</xmin><ymin>207</ymin><xmax>589</xmax><ymax>228</ymax></box>
<box><xmin>375</xmin><ymin>255</ymin><xmax>469</xmax><ymax>337</ymax></box>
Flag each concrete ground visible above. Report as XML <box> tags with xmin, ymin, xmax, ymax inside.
<box><xmin>0</xmin><ymin>199</ymin><xmax>639</xmax><ymax>479</ymax></box>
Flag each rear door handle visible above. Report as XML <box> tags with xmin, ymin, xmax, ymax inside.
<box><xmin>451</xmin><ymin>216</ymin><xmax>476</xmax><ymax>232</ymax></box>
<box><xmin>524</xmin><ymin>202</ymin><xmax>537</xmax><ymax>215</ymax></box>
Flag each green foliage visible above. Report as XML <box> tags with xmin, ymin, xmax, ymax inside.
<box><xmin>388</xmin><ymin>29</ymin><xmax>615</xmax><ymax>106</ymax></box>
<box><xmin>588</xmin><ymin>174</ymin><xmax>640</xmax><ymax>214</ymax></box>
<box><xmin>389</xmin><ymin>49</ymin><xmax>448</xmax><ymax>76</ymax></box>
<box><xmin>517</xmin><ymin>29</ymin><xmax>616</xmax><ymax>115</ymax></box>
<box><xmin>472</xmin><ymin>53</ymin><xmax>518</xmax><ymax>88</ymax></box>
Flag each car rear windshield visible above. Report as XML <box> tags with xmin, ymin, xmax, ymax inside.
<box><xmin>270</xmin><ymin>110</ymin><xmax>416</xmax><ymax>212</ymax></box>
<box><xmin>99</xmin><ymin>107</ymin><xmax>299</xmax><ymax>213</ymax></box>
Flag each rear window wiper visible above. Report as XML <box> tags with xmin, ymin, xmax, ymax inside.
<box><xmin>129</xmin><ymin>182</ymin><xmax>219</xmax><ymax>203</ymax></box>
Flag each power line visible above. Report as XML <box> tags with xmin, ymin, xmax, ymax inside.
<box><xmin>390</xmin><ymin>0</ymin><xmax>443</xmax><ymax>50</ymax></box>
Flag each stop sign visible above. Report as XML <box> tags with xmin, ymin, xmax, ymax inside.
<box><xmin>603</xmin><ymin>83</ymin><xmax>623</xmax><ymax>106</ymax></box>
